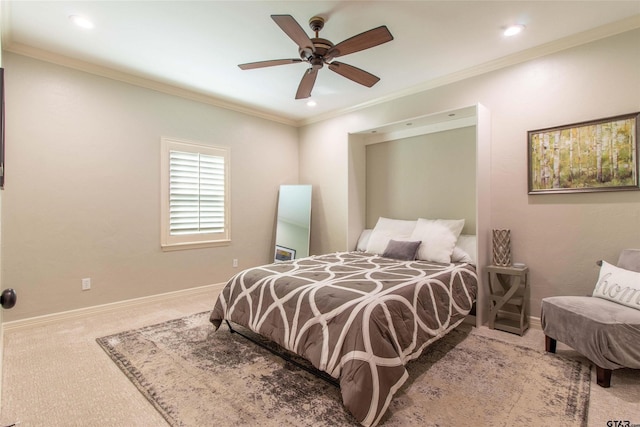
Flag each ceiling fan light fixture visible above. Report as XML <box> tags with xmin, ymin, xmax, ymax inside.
<box><xmin>504</xmin><ymin>24</ymin><xmax>525</xmax><ymax>37</ymax></box>
<box><xmin>306</xmin><ymin>100</ymin><xmax>317</xmax><ymax>107</ymax></box>
<box><xmin>299</xmin><ymin>47</ymin><xmax>314</xmax><ymax>60</ymax></box>
<box><xmin>69</xmin><ymin>14</ymin><xmax>94</xmax><ymax>29</ymax></box>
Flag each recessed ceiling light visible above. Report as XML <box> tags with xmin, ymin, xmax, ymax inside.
<box><xmin>306</xmin><ymin>100</ymin><xmax>317</xmax><ymax>107</ymax></box>
<box><xmin>504</xmin><ymin>24</ymin><xmax>525</xmax><ymax>37</ymax></box>
<box><xmin>69</xmin><ymin>15</ymin><xmax>94</xmax><ymax>29</ymax></box>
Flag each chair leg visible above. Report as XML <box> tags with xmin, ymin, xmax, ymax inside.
<box><xmin>596</xmin><ymin>366</ymin><xmax>612</xmax><ymax>388</ymax></box>
<box><xmin>545</xmin><ymin>335</ymin><xmax>557</xmax><ymax>353</ymax></box>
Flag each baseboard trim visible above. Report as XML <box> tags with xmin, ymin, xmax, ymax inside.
<box><xmin>468</xmin><ymin>314</ymin><xmax>542</xmax><ymax>331</ymax></box>
<box><xmin>2</xmin><ymin>283</ymin><xmax>226</xmax><ymax>332</ymax></box>
<box><xmin>3</xmin><ymin>286</ymin><xmax>546</xmax><ymax>333</ymax></box>
<box><xmin>530</xmin><ymin>315</ymin><xmax>542</xmax><ymax>330</ymax></box>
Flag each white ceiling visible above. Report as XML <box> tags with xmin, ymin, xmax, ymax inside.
<box><xmin>2</xmin><ymin>1</ymin><xmax>639</xmax><ymax>126</ymax></box>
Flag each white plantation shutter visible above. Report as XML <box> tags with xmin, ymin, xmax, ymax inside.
<box><xmin>161</xmin><ymin>138</ymin><xmax>230</xmax><ymax>250</ymax></box>
<box><xmin>169</xmin><ymin>151</ymin><xmax>225</xmax><ymax>235</ymax></box>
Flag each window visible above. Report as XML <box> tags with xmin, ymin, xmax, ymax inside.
<box><xmin>161</xmin><ymin>138</ymin><xmax>230</xmax><ymax>250</ymax></box>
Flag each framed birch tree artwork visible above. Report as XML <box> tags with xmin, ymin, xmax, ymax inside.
<box><xmin>528</xmin><ymin>112</ymin><xmax>639</xmax><ymax>194</ymax></box>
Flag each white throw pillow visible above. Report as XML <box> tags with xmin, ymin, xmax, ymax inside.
<box><xmin>365</xmin><ymin>217</ymin><xmax>417</xmax><ymax>255</ymax></box>
<box><xmin>592</xmin><ymin>261</ymin><xmax>640</xmax><ymax>310</ymax></box>
<box><xmin>410</xmin><ymin>218</ymin><xmax>465</xmax><ymax>263</ymax></box>
<box><xmin>452</xmin><ymin>234</ymin><xmax>477</xmax><ymax>264</ymax></box>
<box><xmin>356</xmin><ymin>229</ymin><xmax>372</xmax><ymax>252</ymax></box>
<box><xmin>451</xmin><ymin>247</ymin><xmax>473</xmax><ymax>263</ymax></box>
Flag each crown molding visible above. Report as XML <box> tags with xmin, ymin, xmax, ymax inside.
<box><xmin>297</xmin><ymin>14</ymin><xmax>640</xmax><ymax>127</ymax></box>
<box><xmin>2</xmin><ymin>12</ymin><xmax>638</xmax><ymax>129</ymax></box>
<box><xmin>3</xmin><ymin>41</ymin><xmax>298</xmax><ymax>127</ymax></box>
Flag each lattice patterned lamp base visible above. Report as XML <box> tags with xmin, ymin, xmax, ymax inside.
<box><xmin>492</xmin><ymin>229</ymin><xmax>512</xmax><ymax>266</ymax></box>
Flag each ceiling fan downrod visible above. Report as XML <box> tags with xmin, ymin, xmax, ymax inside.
<box><xmin>299</xmin><ymin>15</ymin><xmax>334</xmax><ymax>68</ymax></box>
<box><xmin>309</xmin><ymin>16</ymin><xmax>325</xmax><ymax>36</ymax></box>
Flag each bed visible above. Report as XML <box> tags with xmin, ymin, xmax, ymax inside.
<box><xmin>210</xmin><ymin>218</ymin><xmax>478</xmax><ymax>427</ymax></box>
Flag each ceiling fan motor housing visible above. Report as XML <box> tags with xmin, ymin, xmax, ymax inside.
<box><xmin>299</xmin><ymin>38</ymin><xmax>334</xmax><ymax>64</ymax></box>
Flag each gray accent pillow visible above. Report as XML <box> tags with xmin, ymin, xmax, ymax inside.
<box><xmin>382</xmin><ymin>240</ymin><xmax>421</xmax><ymax>261</ymax></box>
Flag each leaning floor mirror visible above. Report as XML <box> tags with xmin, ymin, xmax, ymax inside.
<box><xmin>274</xmin><ymin>185</ymin><xmax>312</xmax><ymax>262</ymax></box>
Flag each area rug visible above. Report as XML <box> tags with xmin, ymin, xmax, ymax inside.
<box><xmin>97</xmin><ymin>312</ymin><xmax>590</xmax><ymax>427</ymax></box>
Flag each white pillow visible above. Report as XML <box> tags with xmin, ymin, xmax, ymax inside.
<box><xmin>451</xmin><ymin>247</ymin><xmax>473</xmax><ymax>263</ymax></box>
<box><xmin>592</xmin><ymin>261</ymin><xmax>640</xmax><ymax>310</ymax></box>
<box><xmin>452</xmin><ymin>234</ymin><xmax>477</xmax><ymax>264</ymax></box>
<box><xmin>410</xmin><ymin>218</ymin><xmax>465</xmax><ymax>263</ymax></box>
<box><xmin>356</xmin><ymin>229</ymin><xmax>372</xmax><ymax>252</ymax></box>
<box><xmin>365</xmin><ymin>217</ymin><xmax>417</xmax><ymax>255</ymax></box>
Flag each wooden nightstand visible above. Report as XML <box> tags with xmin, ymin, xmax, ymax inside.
<box><xmin>487</xmin><ymin>264</ymin><xmax>530</xmax><ymax>335</ymax></box>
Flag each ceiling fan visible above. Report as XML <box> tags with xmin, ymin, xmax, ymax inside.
<box><xmin>238</xmin><ymin>14</ymin><xmax>394</xmax><ymax>99</ymax></box>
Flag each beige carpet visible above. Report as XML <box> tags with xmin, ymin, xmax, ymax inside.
<box><xmin>97</xmin><ymin>311</ymin><xmax>590</xmax><ymax>427</ymax></box>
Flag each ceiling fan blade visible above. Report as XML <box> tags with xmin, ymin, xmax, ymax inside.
<box><xmin>238</xmin><ymin>59</ymin><xmax>303</xmax><ymax>70</ymax></box>
<box><xmin>295</xmin><ymin>68</ymin><xmax>318</xmax><ymax>99</ymax></box>
<box><xmin>328</xmin><ymin>61</ymin><xmax>380</xmax><ymax>87</ymax></box>
<box><xmin>271</xmin><ymin>15</ymin><xmax>315</xmax><ymax>53</ymax></box>
<box><xmin>326</xmin><ymin>26</ymin><xmax>393</xmax><ymax>60</ymax></box>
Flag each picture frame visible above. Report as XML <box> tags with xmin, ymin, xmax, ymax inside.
<box><xmin>274</xmin><ymin>245</ymin><xmax>296</xmax><ymax>262</ymax></box>
<box><xmin>528</xmin><ymin>112</ymin><xmax>639</xmax><ymax>194</ymax></box>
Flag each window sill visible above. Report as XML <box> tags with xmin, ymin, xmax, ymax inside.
<box><xmin>161</xmin><ymin>239</ymin><xmax>231</xmax><ymax>252</ymax></box>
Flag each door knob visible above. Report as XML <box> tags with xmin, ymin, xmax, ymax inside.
<box><xmin>1</xmin><ymin>288</ymin><xmax>16</xmax><ymax>309</ymax></box>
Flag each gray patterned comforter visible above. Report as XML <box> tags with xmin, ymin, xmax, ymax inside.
<box><xmin>210</xmin><ymin>252</ymin><xmax>477</xmax><ymax>426</ymax></box>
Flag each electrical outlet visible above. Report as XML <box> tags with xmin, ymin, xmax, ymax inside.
<box><xmin>81</xmin><ymin>278</ymin><xmax>91</xmax><ymax>291</ymax></box>
<box><xmin>232</xmin><ymin>259</ymin><xmax>238</xmax><ymax>268</ymax></box>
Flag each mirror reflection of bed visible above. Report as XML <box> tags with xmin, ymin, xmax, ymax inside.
<box><xmin>274</xmin><ymin>184</ymin><xmax>312</xmax><ymax>262</ymax></box>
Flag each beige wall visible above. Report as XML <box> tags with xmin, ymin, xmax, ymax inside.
<box><xmin>2</xmin><ymin>53</ymin><xmax>299</xmax><ymax>321</ymax></box>
<box><xmin>299</xmin><ymin>29</ymin><xmax>640</xmax><ymax>318</ymax></box>
<box><xmin>2</xmin><ymin>29</ymin><xmax>639</xmax><ymax>323</ymax></box>
<box><xmin>365</xmin><ymin>126</ymin><xmax>477</xmax><ymax>233</ymax></box>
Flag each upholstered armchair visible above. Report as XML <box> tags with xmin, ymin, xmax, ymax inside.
<box><xmin>540</xmin><ymin>249</ymin><xmax>640</xmax><ymax>387</ymax></box>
